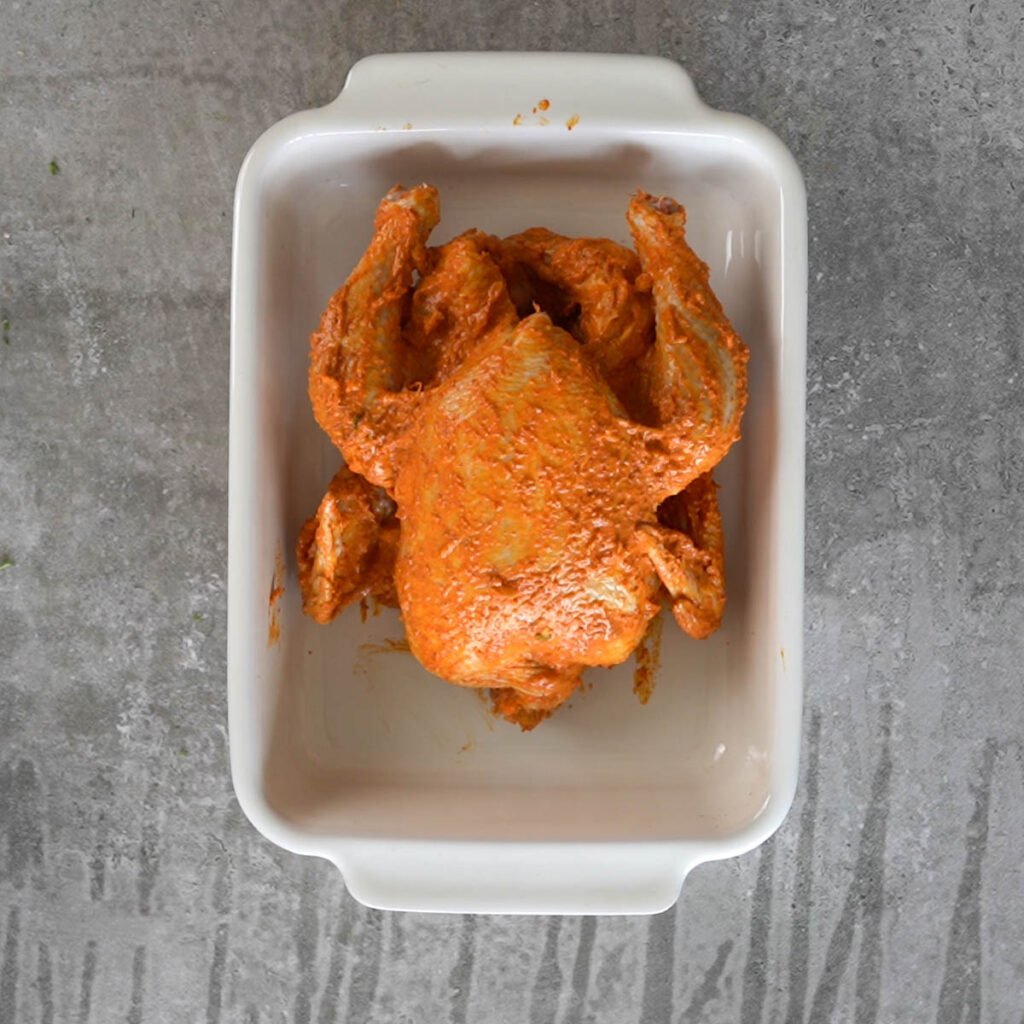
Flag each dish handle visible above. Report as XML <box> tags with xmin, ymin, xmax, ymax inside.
<box><xmin>328</xmin><ymin>839</ymin><xmax>699</xmax><ymax>916</ymax></box>
<box><xmin>326</xmin><ymin>52</ymin><xmax>714</xmax><ymax>131</ymax></box>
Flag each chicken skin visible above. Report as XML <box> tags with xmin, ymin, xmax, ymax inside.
<box><xmin>300</xmin><ymin>184</ymin><xmax>748</xmax><ymax>727</ymax></box>
<box><xmin>397</xmin><ymin>312</ymin><xmax>666</xmax><ymax>726</ymax></box>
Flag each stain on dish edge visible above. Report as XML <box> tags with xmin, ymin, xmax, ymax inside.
<box><xmin>268</xmin><ymin>549</ymin><xmax>285</xmax><ymax>646</ymax></box>
<box><xmin>359</xmin><ymin>637</ymin><xmax>411</xmax><ymax>657</ymax></box>
<box><xmin>633</xmin><ymin>611</ymin><xmax>663</xmax><ymax>705</ymax></box>
<box><xmin>352</xmin><ymin>635</ymin><xmax>411</xmax><ymax>679</ymax></box>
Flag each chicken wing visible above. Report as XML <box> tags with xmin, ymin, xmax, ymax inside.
<box><xmin>624</xmin><ymin>192</ymin><xmax>747</xmax><ymax>635</ymax></box>
<box><xmin>640</xmin><ymin>473</ymin><xmax>725</xmax><ymax>638</ymax></box>
<box><xmin>308</xmin><ymin>184</ymin><xmax>440</xmax><ymax>491</ymax></box>
<box><xmin>627</xmin><ymin>191</ymin><xmax>748</xmax><ymax>497</ymax></box>
<box><xmin>296</xmin><ymin>465</ymin><xmax>398</xmax><ymax>623</ymax></box>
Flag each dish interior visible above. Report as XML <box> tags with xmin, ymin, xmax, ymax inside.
<box><xmin>250</xmin><ymin>128</ymin><xmax>787</xmax><ymax>843</ymax></box>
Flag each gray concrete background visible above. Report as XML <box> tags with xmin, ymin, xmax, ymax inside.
<box><xmin>2</xmin><ymin>0</ymin><xmax>1022</xmax><ymax>1021</ymax></box>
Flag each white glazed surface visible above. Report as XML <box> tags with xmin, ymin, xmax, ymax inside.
<box><xmin>229</xmin><ymin>52</ymin><xmax>807</xmax><ymax>914</ymax></box>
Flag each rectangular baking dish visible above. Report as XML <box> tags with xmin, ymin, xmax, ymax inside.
<box><xmin>229</xmin><ymin>52</ymin><xmax>806</xmax><ymax>915</ymax></box>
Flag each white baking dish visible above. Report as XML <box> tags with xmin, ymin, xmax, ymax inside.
<box><xmin>229</xmin><ymin>52</ymin><xmax>806</xmax><ymax>915</ymax></box>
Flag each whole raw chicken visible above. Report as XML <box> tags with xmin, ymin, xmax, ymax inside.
<box><xmin>298</xmin><ymin>184</ymin><xmax>748</xmax><ymax>728</ymax></box>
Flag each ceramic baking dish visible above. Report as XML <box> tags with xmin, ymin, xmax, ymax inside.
<box><xmin>228</xmin><ymin>52</ymin><xmax>806</xmax><ymax>915</ymax></box>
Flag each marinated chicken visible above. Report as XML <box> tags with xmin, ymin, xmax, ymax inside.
<box><xmin>490</xmin><ymin>227</ymin><xmax>653</xmax><ymax>386</ymax></box>
<box><xmin>299</xmin><ymin>184</ymin><xmax>748</xmax><ymax>728</ymax></box>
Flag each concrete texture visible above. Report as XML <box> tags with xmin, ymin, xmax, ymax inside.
<box><xmin>1</xmin><ymin>0</ymin><xmax>1022</xmax><ymax>1020</ymax></box>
